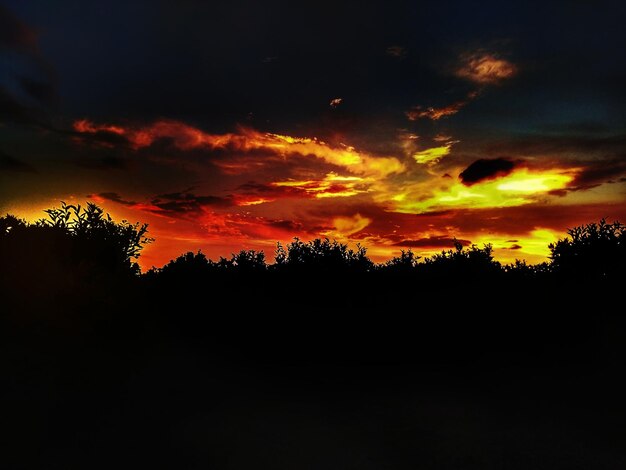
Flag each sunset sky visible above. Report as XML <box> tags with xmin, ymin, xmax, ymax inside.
<box><xmin>1</xmin><ymin>1</ymin><xmax>625</xmax><ymax>269</ymax></box>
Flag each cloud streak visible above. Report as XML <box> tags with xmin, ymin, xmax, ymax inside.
<box><xmin>73</xmin><ymin>119</ymin><xmax>406</xmax><ymax>178</ymax></box>
<box><xmin>406</xmin><ymin>92</ymin><xmax>478</xmax><ymax>121</ymax></box>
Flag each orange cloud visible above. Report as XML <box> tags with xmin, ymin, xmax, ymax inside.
<box><xmin>406</xmin><ymin>91</ymin><xmax>479</xmax><ymax>121</ymax></box>
<box><xmin>456</xmin><ymin>52</ymin><xmax>516</xmax><ymax>84</ymax></box>
<box><xmin>74</xmin><ymin>119</ymin><xmax>126</xmax><ymax>135</ymax></box>
<box><xmin>324</xmin><ymin>213</ymin><xmax>372</xmax><ymax>238</ymax></box>
<box><xmin>406</xmin><ymin>101</ymin><xmax>465</xmax><ymax>121</ymax></box>
<box><xmin>73</xmin><ymin>119</ymin><xmax>405</xmax><ymax>178</ymax></box>
<box><xmin>271</xmin><ymin>173</ymin><xmax>368</xmax><ymax>199</ymax></box>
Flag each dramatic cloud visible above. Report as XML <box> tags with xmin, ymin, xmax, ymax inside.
<box><xmin>456</xmin><ymin>51</ymin><xmax>516</xmax><ymax>84</ymax></box>
<box><xmin>73</xmin><ymin>119</ymin><xmax>405</xmax><ymax>178</ymax></box>
<box><xmin>271</xmin><ymin>173</ymin><xmax>369</xmax><ymax>199</ymax></box>
<box><xmin>459</xmin><ymin>158</ymin><xmax>518</xmax><ymax>185</ymax></box>
<box><xmin>3</xmin><ymin>2</ymin><xmax>624</xmax><ymax>271</ymax></box>
<box><xmin>89</xmin><ymin>190</ymin><xmax>233</xmax><ymax>218</ymax></box>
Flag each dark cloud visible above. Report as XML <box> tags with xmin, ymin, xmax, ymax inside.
<box><xmin>89</xmin><ymin>192</ymin><xmax>137</xmax><ymax>206</ymax></box>
<box><xmin>90</xmin><ymin>189</ymin><xmax>235</xmax><ymax>218</ymax></box>
<box><xmin>393</xmin><ymin>236</ymin><xmax>471</xmax><ymax>248</ymax></box>
<box><xmin>150</xmin><ymin>191</ymin><xmax>233</xmax><ymax>216</ymax></box>
<box><xmin>507</xmin><ymin>244</ymin><xmax>522</xmax><ymax>250</ymax></box>
<box><xmin>459</xmin><ymin>158</ymin><xmax>517</xmax><ymax>185</ymax></box>
<box><xmin>486</xmin><ymin>134</ymin><xmax>626</xmax><ymax>157</ymax></box>
<box><xmin>386</xmin><ymin>45</ymin><xmax>406</xmax><ymax>59</ymax></box>
<box><xmin>235</xmin><ymin>181</ymin><xmax>315</xmax><ymax>200</ymax></box>
<box><xmin>265</xmin><ymin>219</ymin><xmax>304</xmax><ymax>231</ymax></box>
<box><xmin>18</xmin><ymin>77</ymin><xmax>57</xmax><ymax>106</ymax></box>
<box><xmin>0</xmin><ymin>7</ymin><xmax>57</xmax><ymax>128</ymax></box>
<box><xmin>0</xmin><ymin>5</ymin><xmax>37</xmax><ymax>50</ymax></box>
<box><xmin>73</xmin><ymin>155</ymin><xmax>131</xmax><ymax>171</ymax></box>
<box><xmin>413</xmin><ymin>210</ymin><xmax>454</xmax><ymax>217</ymax></box>
<box><xmin>0</xmin><ymin>86</ymin><xmax>45</xmax><ymax>126</ymax></box>
<box><xmin>570</xmin><ymin>159</ymin><xmax>626</xmax><ymax>190</ymax></box>
<box><xmin>0</xmin><ymin>150</ymin><xmax>36</xmax><ymax>173</ymax></box>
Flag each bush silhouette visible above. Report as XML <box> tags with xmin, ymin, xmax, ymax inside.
<box><xmin>1</xmin><ymin>202</ymin><xmax>152</xmax><ymax>303</ymax></box>
<box><xmin>549</xmin><ymin>219</ymin><xmax>625</xmax><ymax>280</ymax></box>
<box><xmin>417</xmin><ymin>241</ymin><xmax>501</xmax><ymax>281</ymax></box>
<box><xmin>43</xmin><ymin>202</ymin><xmax>151</xmax><ymax>274</ymax></box>
<box><xmin>383</xmin><ymin>249</ymin><xmax>421</xmax><ymax>273</ymax></box>
<box><xmin>276</xmin><ymin>237</ymin><xmax>373</xmax><ymax>273</ymax></box>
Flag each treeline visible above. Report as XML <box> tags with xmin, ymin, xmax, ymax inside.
<box><xmin>1</xmin><ymin>203</ymin><xmax>624</xmax><ymax>290</ymax></box>
<box><xmin>149</xmin><ymin>221</ymin><xmax>625</xmax><ymax>284</ymax></box>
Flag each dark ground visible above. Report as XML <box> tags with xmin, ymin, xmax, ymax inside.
<box><xmin>3</xmin><ymin>279</ymin><xmax>626</xmax><ymax>469</ymax></box>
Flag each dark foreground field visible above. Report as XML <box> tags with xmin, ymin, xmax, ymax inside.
<box><xmin>3</xmin><ymin>278</ymin><xmax>626</xmax><ymax>470</ymax></box>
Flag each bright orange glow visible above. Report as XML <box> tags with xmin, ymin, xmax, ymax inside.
<box><xmin>472</xmin><ymin>229</ymin><xmax>559</xmax><ymax>265</ymax></box>
<box><xmin>9</xmin><ymin>117</ymin><xmax>612</xmax><ymax>272</ymax></box>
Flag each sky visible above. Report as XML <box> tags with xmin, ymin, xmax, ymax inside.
<box><xmin>1</xmin><ymin>0</ymin><xmax>625</xmax><ymax>269</ymax></box>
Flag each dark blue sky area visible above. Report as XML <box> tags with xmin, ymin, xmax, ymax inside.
<box><xmin>3</xmin><ymin>0</ymin><xmax>625</xmax><ymax>142</ymax></box>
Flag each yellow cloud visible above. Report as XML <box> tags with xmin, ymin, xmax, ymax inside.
<box><xmin>413</xmin><ymin>145</ymin><xmax>452</xmax><ymax>165</ymax></box>
<box><xmin>392</xmin><ymin>168</ymin><xmax>577</xmax><ymax>213</ymax></box>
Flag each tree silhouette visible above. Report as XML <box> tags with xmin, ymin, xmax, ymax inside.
<box><xmin>382</xmin><ymin>249</ymin><xmax>420</xmax><ymax>273</ymax></box>
<box><xmin>277</xmin><ymin>237</ymin><xmax>373</xmax><ymax>273</ymax></box>
<box><xmin>418</xmin><ymin>241</ymin><xmax>501</xmax><ymax>280</ymax></box>
<box><xmin>549</xmin><ymin>219</ymin><xmax>625</xmax><ymax>280</ymax></box>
